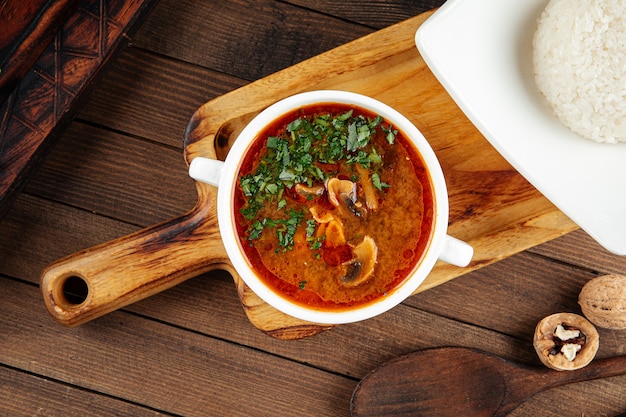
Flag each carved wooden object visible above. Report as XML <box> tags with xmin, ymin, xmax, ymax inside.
<box><xmin>0</xmin><ymin>0</ymin><xmax>159</xmax><ymax>218</ymax></box>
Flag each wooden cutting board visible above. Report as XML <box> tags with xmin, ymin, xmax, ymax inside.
<box><xmin>40</xmin><ymin>10</ymin><xmax>578</xmax><ymax>339</ymax></box>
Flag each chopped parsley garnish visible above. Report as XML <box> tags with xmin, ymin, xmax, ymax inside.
<box><xmin>371</xmin><ymin>173</ymin><xmax>390</xmax><ymax>191</ymax></box>
<box><xmin>382</xmin><ymin>125</ymin><xmax>398</xmax><ymax>144</ymax></box>
<box><xmin>305</xmin><ymin>219</ymin><xmax>316</xmax><ymax>237</ymax></box>
<box><xmin>240</xmin><ymin>109</ymin><xmax>395</xmax><ymax>249</ymax></box>
<box><xmin>246</xmin><ymin>209</ymin><xmax>305</xmax><ymax>252</ymax></box>
<box><xmin>305</xmin><ymin>219</ymin><xmax>325</xmax><ymax>250</ymax></box>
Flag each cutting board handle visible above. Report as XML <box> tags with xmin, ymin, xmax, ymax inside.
<box><xmin>40</xmin><ymin>195</ymin><xmax>230</xmax><ymax>327</ymax></box>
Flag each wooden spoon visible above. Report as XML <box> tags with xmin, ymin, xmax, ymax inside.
<box><xmin>351</xmin><ymin>347</ymin><xmax>626</xmax><ymax>417</ymax></box>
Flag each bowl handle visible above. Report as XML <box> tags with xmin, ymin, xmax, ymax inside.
<box><xmin>39</xmin><ymin>202</ymin><xmax>230</xmax><ymax>327</ymax></box>
<box><xmin>189</xmin><ymin>157</ymin><xmax>224</xmax><ymax>187</ymax></box>
<box><xmin>438</xmin><ymin>235</ymin><xmax>473</xmax><ymax>267</ymax></box>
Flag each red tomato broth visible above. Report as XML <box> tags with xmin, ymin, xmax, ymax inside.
<box><xmin>234</xmin><ymin>103</ymin><xmax>435</xmax><ymax>311</ymax></box>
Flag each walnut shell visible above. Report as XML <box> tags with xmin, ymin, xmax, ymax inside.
<box><xmin>579</xmin><ymin>274</ymin><xmax>626</xmax><ymax>330</ymax></box>
<box><xmin>533</xmin><ymin>312</ymin><xmax>599</xmax><ymax>371</ymax></box>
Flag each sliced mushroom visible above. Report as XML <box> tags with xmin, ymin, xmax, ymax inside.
<box><xmin>327</xmin><ymin>178</ymin><xmax>356</xmax><ymax>207</ymax></box>
<box><xmin>323</xmin><ymin>219</ymin><xmax>346</xmax><ymax>247</ymax></box>
<box><xmin>355</xmin><ymin>164</ymin><xmax>379</xmax><ymax>211</ymax></box>
<box><xmin>327</xmin><ymin>177</ymin><xmax>367</xmax><ymax>218</ymax></box>
<box><xmin>309</xmin><ymin>205</ymin><xmax>346</xmax><ymax>246</ymax></box>
<box><xmin>295</xmin><ymin>183</ymin><xmax>324</xmax><ymax>200</ymax></box>
<box><xmin>341</xmin><ymin>236</ymin><xmax>378</xmax><ymax>287</ymax></box>
<box><xmin>309</xmin><ymin>205</ymin><xmax>334</xmax><ymax>224</ymax></box>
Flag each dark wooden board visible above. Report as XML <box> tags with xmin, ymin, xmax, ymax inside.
<box><xmin>0</xmin><ymin>0</ymin><xmax>81</xmax><ymax>103</ymax></box>
<box><xmin>74</xmin><ymin>47</ymin><xmax>248</xmax><ymax>148</ymax></box>
<box><xmin>0</xmin><ymin>0</ymin><xmax>159</xmax><ymax>219</ymax></box>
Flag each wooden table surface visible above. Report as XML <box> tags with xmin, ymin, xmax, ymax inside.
<box><xmin>1</xmin><ymin>1</ymin><xmax>626</xmax><ymax>416</ymax></box>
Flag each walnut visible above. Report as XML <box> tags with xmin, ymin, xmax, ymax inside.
<box><xmin>578</xmin><ymin>274</ymin><xmax>626</xmax><ymax>330</ymax></box>
<box><xmin>533</xmin><ymin>313</ymin><xmax>599</xmax><ymax>371</ymax></box>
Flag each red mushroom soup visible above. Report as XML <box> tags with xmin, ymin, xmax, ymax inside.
<box><xmin>235</xmin><ymin>103</ymin><xmax>435</xmax><ymax>310</ymax></box>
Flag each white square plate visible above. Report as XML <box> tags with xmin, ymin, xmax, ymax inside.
<box><xmin>415</xmin><ymin>0</ymin><xmax>626</xmax><ymax>255</ymax></box>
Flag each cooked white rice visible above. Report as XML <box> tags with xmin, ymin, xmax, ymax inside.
<box><xmin>533</xmin><ymin>0</ymin><xmax>626</xmax><ymax>144</ymax></box>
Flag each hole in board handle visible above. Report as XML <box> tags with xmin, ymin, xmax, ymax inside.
<box><xmin>61</xmin><ymin>276</ymin><xmax>89</xmax><ymax>305</ymax></box>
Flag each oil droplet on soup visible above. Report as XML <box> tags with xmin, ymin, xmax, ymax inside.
<box><xmin>234</xmin><ymin>103</ymin><xmax>435</xmax><ymax>310</ymax></box>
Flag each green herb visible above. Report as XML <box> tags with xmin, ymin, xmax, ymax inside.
<box><xmin>245</xmin><ymin>209</ymin><xmax>305</xmax><ymax>252</ymax></box>
<box><xmin>305</xmin><ymin>219</ymin><xmax>316</xmax><ymax>237</ymax></box>
<box><xmin>382</xmin><ymin>125</ymin><xmax>397</xmax><ymax>144</ymax></box>
<box><xmin>247</xmin><ymin>219</ymin><xmax>265</xmax><ymax>240</ymax></box>
<box><xmin>308</xmin><ymin>238</ymin><xmax>324</xmax><ymax>250</ymax></box>
<box><xmin>240</xmin><ymin>109</ymin><xmax>396</xmax><ymax>247</ymax></box>
<box><xmin>299</xmin><ymin>281</ymin><xmax>307</xmax><ymax>290</ymax></box>
<box><xmin>371</xmin><ymin>173</ymin><xmax>390</xmax><ymax>191</ymax></box>
<box><xmin>305</xmin><ymin>219</ymin><xmax>324</xmax><ymax>250</ymax></box>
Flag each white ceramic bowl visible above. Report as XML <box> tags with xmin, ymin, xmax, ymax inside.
<box><xmin>190</xmin><ymin>90</ymin><xmax>472</xmax><ymax>324</ymax></box>
<box><xmin>416</xmin><ymin>0</ymin><xmax>626</xmax><ymax>255</ymax></box>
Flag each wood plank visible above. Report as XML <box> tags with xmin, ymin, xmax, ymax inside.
<box><xmin>24</xmin><ymin>120</ymin><xmax>197</xmax><ymax>227</ymax></box>
<box><xmin>131</xmin><ymin>0</ymin><xmax>373</xmax><ymax>80</ymax></box>
<box><xmin>284</xmin><ymin>0</ymin><xmax>442</xmax><ymax>28</ymax></box>
<box><xmin>76</xmin><ymin>47</ymin><xmax>247</xmax><ymax>148</ymax></box>
<box><xmin>0</xmin><ymin>194</ymin><xmax>138</xmax><ymax>282</ymax></box>
<box><xmin>406</xmin><ymin>252</ymin><xmax>626</xmax><ymax>358</ymax></box>
<box><xmin>509</xmin><ymin>379</ymin><xmax>626</xmax><ymax>417</ymax></box>
<box><xmin>530</xmin><ymin>229</ymin><xmax>626</xmax><ymax>274</ymax></box>
<box><xmin>0</xmin><ymin>365</ymin><xmax>164</xmax><ymax>416</ymax></box>
<box><xmin>73</xmin><ymin>3</ymin><xmax>446</xmax><ymax>148</ymax></box>
<box><xmin>0</xmin><ymin>278</ymin><xmax>356</xmax><ymax>417</ymax></box>
<box><xmin>122</xmin><ymin>273</ymin><xmax>538</xmax><ymax>377</ymax></box>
